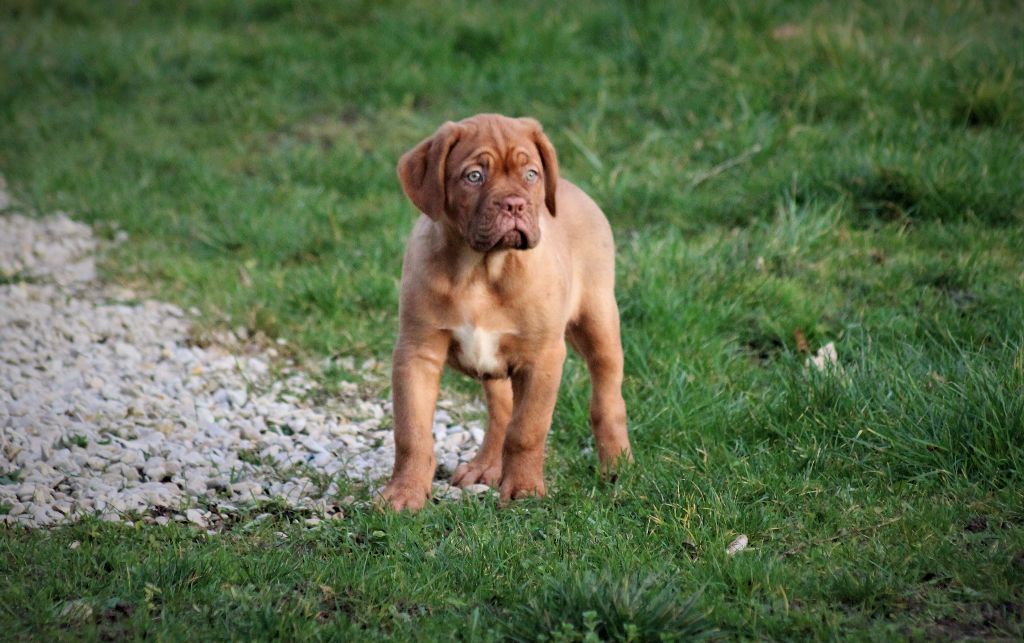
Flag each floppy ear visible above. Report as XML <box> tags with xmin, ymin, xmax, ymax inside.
<box><xmin>396</xmin><ymin>122</ymin><xmax>461</xmax><ymax>219</ymax></box>
<box><xmin>521</xmin><ymin>118</ymin><xmax>559</xmax><ymax>217</ymax></box>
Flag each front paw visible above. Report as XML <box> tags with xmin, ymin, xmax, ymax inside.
<box><xmin>451</xmin><ymin>457</ymin><xmax>502</xmax><ymax>488</ymax></box>
<box><xmin>597</xmin><ymin>440</ymin><xmax>634</xmax><ymax>477</ymax></box>
<box><xmin>377</xmin><ymin>477</ymin><xmax>432</xmax><ymax>511</ymax></box>
<box><xmin>498</xmin><ymin>460</ymin><xmax>546</xmax><ymax>504</ymax></box>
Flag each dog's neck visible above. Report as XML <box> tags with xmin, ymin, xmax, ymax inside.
<box><xmin>431</xmin><ymin>221</ymin><xmax>535</xmax><ymax>288</ymax></box>
<box><xmin>455</xmin><ymin>242</ymin><xmax>529</xmax><ymax>287</ymax></box>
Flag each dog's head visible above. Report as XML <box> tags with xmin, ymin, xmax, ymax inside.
<box><xmin>397</xmin><ymin>114</ymin><xmax>559</xmax><ymax>252</ymax></box>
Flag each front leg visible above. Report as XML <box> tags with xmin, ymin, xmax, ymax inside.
<box><xmin>452</xmin><ymin>378</ymin><xmax>511</xmax><ymax>488</ymax></box>
<box><xmin>380</xmin><ymin>332</ymin><xmax>448</xmax><ymax>511</ymax></box>
<box><xmin>500</xmin><ymin>341</ymin><xmax>567</xmax><ymax>503</ymax></box>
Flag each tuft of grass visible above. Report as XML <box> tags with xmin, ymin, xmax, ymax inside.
<box><xmin>0</xmin><ymin>272</ymin><xmax>36</xmax><ymax>286</ymax></box>
<box><xmin>0</xmin><ymin>469</ymin><xmax>21</xmax><ymax>485</ymax></box>
<box><xmin>508</xmin><ymin>571</ymin><xmax>715</xmax><ymax>642</ymax></box>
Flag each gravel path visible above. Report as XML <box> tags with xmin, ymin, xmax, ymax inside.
<box><xmin>0</xmin><ymin>183</ymin><xmax>487</xmax><ymax>528</ymax></box>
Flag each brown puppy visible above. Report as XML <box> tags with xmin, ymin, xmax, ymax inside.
<box><xmin>380</xmin><ymin>114</ymin><xmax>632</xmax><ymax>511</ymax></box>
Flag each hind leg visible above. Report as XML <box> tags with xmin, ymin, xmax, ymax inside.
<box><xmin>451</xmin><ymin>378</ymin><xmax>511</xmax><ymax>487</ymax></box>
<box><xmin>568</xmin><ymin>300</ymin><xmax>632</xmax><ymax>471</ymax></box>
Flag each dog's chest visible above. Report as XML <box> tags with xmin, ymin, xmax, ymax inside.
<box><xmin>449</xmin><ymin>323</ymin><xmax>509</xmax><ymax>377</ymax></box>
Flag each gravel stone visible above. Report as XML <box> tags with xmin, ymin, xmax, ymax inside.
<box><xmin>0</xmin><ymin>187</ymin><xmax>487</xmax><ymax>527</ymax></box>
<box><xmin>185</xmin><ymin>508</ymin><xmax>206</xmax><ymax>527</ymax></box>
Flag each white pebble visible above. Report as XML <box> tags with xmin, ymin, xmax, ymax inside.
<box><xmin>726</xmin><ymin>534</ymin><xmax>749</xmax><ymax>556</ymax></box>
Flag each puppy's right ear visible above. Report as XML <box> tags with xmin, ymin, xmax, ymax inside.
<box><xmin>397</xmin><ymin>122</ymin><xmax>461</xmax><ymax>219</ymax></box>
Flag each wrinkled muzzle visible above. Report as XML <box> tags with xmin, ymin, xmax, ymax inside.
<box><xmin>466</xmin><ymin>195</ymin><xmax>540</xmax><ymax>252</ymax></box>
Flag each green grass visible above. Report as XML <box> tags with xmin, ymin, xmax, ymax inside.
<box><xmin>2</xmin><ymin>0</ymin><xmax>1023</xmax><ymax>639</ymax></box>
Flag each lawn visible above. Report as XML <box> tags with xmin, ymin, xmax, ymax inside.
<box><xmin>1</xmin><ymin>0</ymin><xmax>1023</xmax><ymax>639</ymax></box>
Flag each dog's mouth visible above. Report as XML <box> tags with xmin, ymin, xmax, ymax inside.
<box><xmin>468</xmin><ymin>215</ymin><xmax>538</xmax><ymax>252</ymax></box>
<box><xmin>495</xmin><ymin>229</ymin><xmax>529</xmax><ymax>251</ymax></box>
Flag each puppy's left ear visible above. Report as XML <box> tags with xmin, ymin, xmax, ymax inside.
<box><xmin>521</xmin><ymin>118</ymin><xmax>559</xmax><ymax>217</ymax></box>
<box><xmin>397</xmin><ymin>122</ymin><xmax>461</xmax><ymax>219</ymax></box>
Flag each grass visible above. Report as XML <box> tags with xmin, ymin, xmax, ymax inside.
<box><xmin>1</xmin><ymin>0</ymin><xmax>1023</xmax><ymax>639</ymax></box>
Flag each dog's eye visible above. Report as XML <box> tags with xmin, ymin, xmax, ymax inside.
<box><xmin>465</xmin><ymin>170</ymin><xmax>485</xmax><ymax>184</ymax></box>
<box><xmin>525</xmin><ymin>169</ymin><xmax>539</xmax><ymax>184</ymax></box>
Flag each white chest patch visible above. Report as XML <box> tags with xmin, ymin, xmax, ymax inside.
<box><xmin>451</xmin><ymin>324</ymin><xmax>504</xmax><ymax>375</ymax></box>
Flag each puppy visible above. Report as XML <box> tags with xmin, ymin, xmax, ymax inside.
<box><xmin>380</xmin><ymin>114</ymin><xmax>631</xmax><ymax>510</ymax></box>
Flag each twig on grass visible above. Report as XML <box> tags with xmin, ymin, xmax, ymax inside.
<box><xmin>688</xmin><ymin>143</ymin><xmax>763</xmax><ymax>188</ymax></box>
<box><xmin>563</xmin><ymin>128</ymin><xmax>605</xmax><ymax>171</ymax></box>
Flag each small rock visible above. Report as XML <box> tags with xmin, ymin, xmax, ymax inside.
<box><xmin>726</xmin><ymin>534</ymin><xmax>749</xmax><ymax>556</ymax></box>
<box><xmin>806</xmin><ymin>342</ymin><xmax>839</xmax><ymax>372</ymax></box>
<box><xmin>113</xmin><ymin>342</ymin><xmax>141</xmax><ymax>361</ymax></box>
<box><xmin>185</xmin><ymin>509</ymin><xmax>206</xmax><ymax>527</ymax></box>
<box><xmin>444</xmin><ymin>432</ymin><xmax>469</xmax><ymax>449</ymax></box>
<box><xmin>59</xmin><ymin>600</ymin><xmax>93</xmax><ymax>621</ymax></box>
